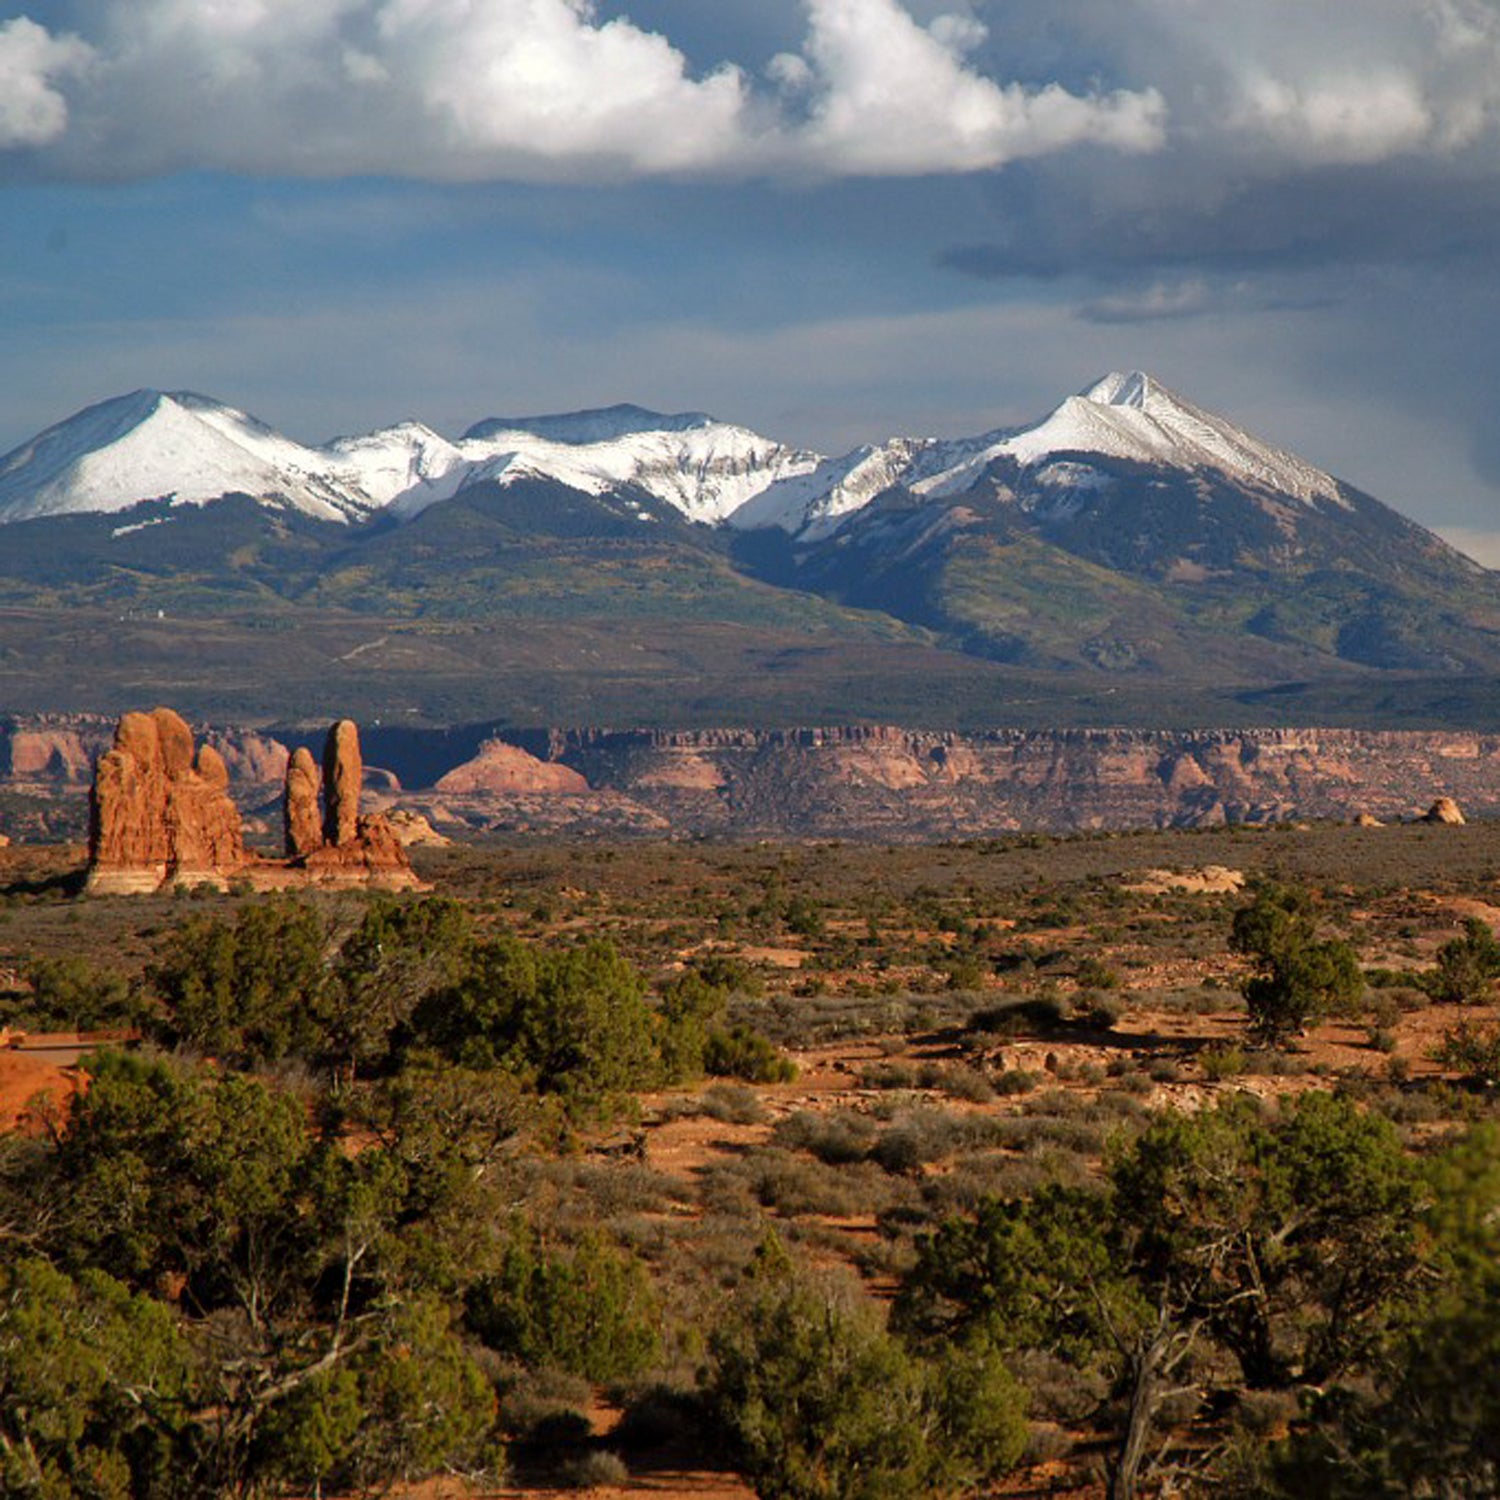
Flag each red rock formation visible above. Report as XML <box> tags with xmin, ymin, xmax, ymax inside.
<box><xmin>86</xmin><ymin>710</ymin><xmax>421</xmax><ymax>893</ymax></box>
<box><xmin>87</xmin><ymin>707</ymin><xmax>246</xmax><ymax>893</ymax></box>
<box><xmin>204</xmin><ymin>730</ymin><xmax>290</xmax><ymax>790</ymax></box>
<box><xmin>1424</xmin><ymin>797</ymin><xmax>1466</xmax><ymax>825</ymax></box>
<box><xmin>384</xmin><ymin>809</ymin><xmax>451</xmax><ymax>847</ymax></box>
<box><xmin>287</xmin><ymin>721</ymin><xmax>420</xmax><ymax>890</ymax></box>
<box><xmin>4</xmin><ymin>727</ymin><xmax>97</xmax><ymax>784</ymax></box>
<box><xmin>435</xmin><ymin>738</ymin><xmax>589</xmax><ymax>795</ymax></box>
<box><xmin>283</xmin><ymin>747</ymin><xmax>322</xmax><ymax>858</ymax></box>
<box><xmin>323</xmin><ymin>720</ymin><xmax>363</xmax><ymax>847</ymax></box>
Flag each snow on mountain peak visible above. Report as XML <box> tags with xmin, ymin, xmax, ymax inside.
<box><xmin>396</xmin><ymin>417</ymin><xmax>823</xmax><ymax>526</ymax></box>
<box><xmin>1082</xmin><ymin>370</ymin><xmax>1156</xmax><ymax>409</ymax></box>
<box><xmin>0</xmin><ymin>389</ymin><xmax>388</xmax><ymax>525</ymax></box>
<box><xmin>1000</xmin><ymin>371</ymin><xmax>1347</xmax><ymax>509</ymax></box>
<box><xmin>0</xmin><ymin>372</ymin><xmax>1354</xmax><ymax>535</ymax></box>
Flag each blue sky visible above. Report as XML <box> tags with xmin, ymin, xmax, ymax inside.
<box><xmin>6</xmin><ymin>0</ymin><xmax>1500</xmax><ymax>558</ymax></box>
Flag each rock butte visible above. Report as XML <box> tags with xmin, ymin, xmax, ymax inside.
<box><xmin>87</xmin><ymin>711</ymin><xmax>421</xmax><ymax>894</ymax></box>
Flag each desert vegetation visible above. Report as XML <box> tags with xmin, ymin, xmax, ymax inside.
<box><xmin>3</xmin><ymin>823</ymin><xmax>1500</xmax><ymax>1497</ymax></box>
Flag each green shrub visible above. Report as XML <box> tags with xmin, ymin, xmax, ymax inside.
<box><xmin>21</xmin><ymin>954</ymin><xmax>135</xmax><ymax>1031</ymax></box>
<box><xmin>699</xmin><ymin>1082</ymin><xmax>769</xmax><ymax>1125</ymax></box>
<box><xmin>992</xmin><ymin>1068</ymin><xmax>1040</xmax><ymax>1096</ymax></box>
<box><xmin>1075</xmin><ymin>956</ymin><xmax>1121</xmax><ymax>990</ymax></box>
<box><xmin>466</xmin><ymin>1225</ymin><xmax>661</xmax><ymax>1382</ymax></box>
<box><xmin>703</xmin><ymin>1024</ymin><xmax>796</xmax><ymax>1084</ymax></box>
<box><xmin>1423</xmin><ymin>918</ymin><xmax>1500</xmax><ymax>1005</ymax></box>
<box><xmin>148</xmin><ymin>897</ymin><xmax>327</xmax><ymax>1066</ymax></box>
<box><xmin>968</xmin><ymin>996</ymin><xmax>1070</xmax><ymax>1036</ymax></box>
<box><xmin>1437</xmin><ymin>1020</ymin><xmax>1500</xmax><ymax>1086</ymax></box>
<box><xmin>1230</xmin><ymin>883</ymin><xmax>1363</xmax><ymax>1044</ymax></box>
<box><xmin>412</xmin><ymin>935</ymin><xmax>660</xmax><ymax>1108</ymax></box>
<box><xmin>775</xmin><ymin>1110</ymin><xmax>877</xmax><ymax>1165</ymax></box>
<box><xmin>1199</xmin><ymin>1045</ymin><xmax>1248</xmax><ymax>1081</ymax></box>
<box><xmin>706</xmin><ymin>1242</ymin><xmax>1026</xmax><ymax>1500</ymax></box>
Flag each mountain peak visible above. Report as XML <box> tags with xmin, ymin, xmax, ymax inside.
<box><xmin>1082</xmin><ymin>370</ymin><xmax>1159</xmax><ymax>409</ymax></box>
<box><xmin>998</xmin><ymin>372</ymin><xmax>1345</xmax><ymax>509</ymax></box>
<box><xmin>0</xmin><ymin>388</ymin><xmax>389</xmax><ymax>525</ymax></box>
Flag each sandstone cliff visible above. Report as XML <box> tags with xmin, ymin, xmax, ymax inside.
<box><xmin>414</xmin><ymin>724</ymin><xmax>1500</xmax><ymax>841</ymax></box>
<box><xmin>30</xmin><ymin>714</ymin><xmax>1500</xmax><ymax>847</ymax></box>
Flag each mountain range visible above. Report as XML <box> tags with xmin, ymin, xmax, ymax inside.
<box><xmin>2</xmin><ymin>372</ymin><xmax>1497</xmax><ymax>728</ymax></box>
<box><xmin>0</xmin><ymin>371</ymin><xmax>1363</xmax><ymax>536</ymax></box>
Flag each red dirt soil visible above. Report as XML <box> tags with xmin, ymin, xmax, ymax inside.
<box><xmin>0</xmin><ymin>1049</ymin><xmax>80</xmax><ymax>1131</ymax></box>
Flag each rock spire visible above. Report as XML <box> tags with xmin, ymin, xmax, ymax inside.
<box><xmin>85</xmin><ymin>709</ymin><xmax>420</xmax><ymax>893</ymax></box>
<box><xmin>283</xmin><ymin>720</ymin><xmax>418</xmax><ymax>885</ymax></box>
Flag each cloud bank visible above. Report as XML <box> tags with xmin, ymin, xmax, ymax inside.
<box><xmin>0</xmin><ymin>0</ymin><xmax>1163</xmax><ymax>181</ymax></box>
<box><xmin>17</xmin><ymin>0</ymin><xmax>1498</xmax><ymax>186</ymax></box>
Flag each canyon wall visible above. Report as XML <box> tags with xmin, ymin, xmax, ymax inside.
<box><xmin>7</xmin><ymin>716</ymin><xmax>1500</xmax><ymax>843</ymax></box>
<box><xmin>504</xmin><ymin>725</ymin><xmax>1500</xmax><ymax>839</ymax></box>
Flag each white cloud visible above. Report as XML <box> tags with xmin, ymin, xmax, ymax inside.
<box><xmin>0</xmin><ymin>0</ymin><xmax>1164</xmax><ymax>181</ymax></box>
<box><xmin>9</xmin><ymin>0</ymin><xmax>1500</xmax><ymax>182</ymax></box>
<box><xmin>1143</xmin><ymin>0</ymin><xmax>1500</xmax><ymax>164</ymax></box>
<box><xmin>779</xmin><ymin>0</ymin><xmax>1165</xmax><ymax>174</ymax></box>
<box><xmin>373</xmin><ymin>0</ymin><xmax>752</xmax><ymax>175</ymax></box>
<box><xmin>0</xmin><ymin>17</ymin><xmax>93</xmax><ymax>149</ymax></box>
<box><xmin>1234</xmin><ymin>71</ymin><xmax>1434</xmax><ymax>165</ymax></box>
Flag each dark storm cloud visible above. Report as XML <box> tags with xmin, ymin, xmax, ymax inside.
<box><xmin>941</xmin><ymin>160</ymin><xmax>1500</xmax><ymax>286</ymax></box>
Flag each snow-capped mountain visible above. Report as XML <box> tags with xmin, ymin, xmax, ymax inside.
<box><xmin>727</xmin><ymin>371</ymin><xmax>1350</xmax><ymax>537</ymax></box>
<box><xmin>0</xmin><ymin>390</ymin><xmax>399</xmax><ymax>525</ymax></box>
<box><xmin>2</xmin><ymin>370</ymin><xmax>1497</xmax><ymax>687</ymax></box>
<box><xmin>0</xmin><ymin>391</ymin><xmax>823</xmax><ymax>531</ymax></box>
<box><xmin>988</xmin><ymin>371</ymin><xmax>1345</xmax><ymax>508</ymax></box>
<box><xmin>0</xmin><ymin>371</ymin><xmax>1369</xmax><ymax>537</ymax></box>
<box><xmin>393</xmin><ymin>414</ymin><xmax>823</xmax><ymax>527</ymax></box>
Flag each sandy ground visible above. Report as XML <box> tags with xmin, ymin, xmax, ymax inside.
<box><xmin>0</xmin><ymin>1049</ymin><xmax>81</xmax><ymax>1131</ymax></box>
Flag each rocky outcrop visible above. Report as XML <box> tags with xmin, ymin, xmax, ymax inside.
<box><xmin>86</xmin><ymin>711</ymin><xmax>420</xmax><ymax>891</ymax></box>
<box><xmin>202</xmin><ymin>729</ymin><xmax>289</xmax><ymax>790</ymax></box>
<box><xmin>283</xmin><ymin>747</ymin><xmax>322</xmax><ymax>858</ymax></box>
<box><xmin>53</xmin><ymin>712</ymin><xmax>1500</xmax><ymax>850</ymax></box>
<box><xmin>286</xmin><ymin>722</ymin><xmax>420</xmax><ymax>888</ymax></box>
<box><xmin>323</xmin><ymin>720</ymin><xmax>363</xmax><ymax>847</ymax></box>
<box><xmin>87</xmin><ymin>708</ymin><xmax>247</xmax><ymax>893</ymax></box>
<box><xmin>1</xmin><ymin>716</ymin><xmax>114</xmax><ymax>788</ymax></box>
<box><xmin>384</xmin><ymin>810</ymin><xmax>451</xmax><ymax>847</ymax></box>
<box><xmin>3</xmin><ymin>716</ymin><xmax>289</xmax><ymax>795</ymax></box>
<box><xmin>415</xmin><ymin>724</ymin><xmax>1500</xmax><ymax>841</ymax></box>
<box><xmin>435</xmin><ymin>738</ymin><xmax>589</xmax><ymax>795</ymax></box>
